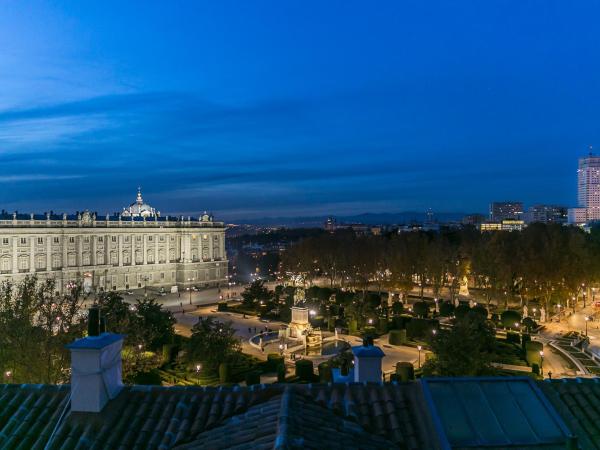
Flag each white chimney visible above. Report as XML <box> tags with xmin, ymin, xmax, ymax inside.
<box><xmin>352</xmin><ymin>338</ymin><xmax>385</xmax><ymax>383</ymax></box>
<box><xmin>67</xmin><ymin>307</ymin><xmax>124</xmax><ymax>413</ymax></box>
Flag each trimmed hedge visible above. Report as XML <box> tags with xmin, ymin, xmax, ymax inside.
<box><xmin>219</xmin><ymin>363</ymin><xmax>229</xmax><ymax>384</ymax></box>
<box><xmin>472</xmin><ymin>305</ymin><xmax>488</xmax><ymax>319</ymax></box>
<box><xmin>318</xmin><ymin>361</ymin><xmax>332</xmax><ymax>382</ymax></box>
<box><xmin>506</xmin><ymin>331</ymin><xmax>521</xmax><ymax>344</ymax></box>
<box><xmin>348</xmin><ymin>319</ymin><xmax>358</xmax><ymax>334</ymax></box>
<box><xmin>295</xmin><ymin>359</ymin><xmax>314</xmax><ymax>381</ymax></box>
<box><xmin>395</xmin><ymin>362</ymin><xmax>414</xmax><ymax>382</ymax></box>
<box><xmin>413</xmin><ymin>301</ymin><xmax>429</xmax><ymax>318</ymax></box>
<box><xmin>389</xmin><ymin>329</ymin><xmax>407</xmax><ymax>346</ymax></box>
<box><xmin>217</xmin><ymin>302</ymin><xmax>228</xmax><ymax>312</ymax></box>
<box><xmin>525</xmin><ymin>340</ymin><xmax>543</xmax><ymax>366</ymax></box>
<box><xmin>407</xmin><ymin>318</ymin><xmax>439</xmax><ymax>340</ymax></box>
<box><xmin>245</xmin><ymin>370</ymin><xmax>261</xmax><ymax>386</ymax></box>
<box><xmin>267</xmin><ymin>353</ymin><xmax>284</xmax><ymax>371</ymax></box>
<box><xmin>439</xmin><ymin>301</ymin><xmax>455</xmax><ymax>317</ymax></box>
<box><xmin>501</xmin><ymin>310</ymin><xmax>522</xmax><ymax>329</ymax></box>
<box><xmin>391</xmin><ymin>301</ymin><xmax>404</xmax><ymax>315</ymax></box>
<box><xmin>454</xmin><ymin>303</ymin><xmax>470</xmax><ymax>319</ymax></box>
<box><xmin>277</xmin><ymin>363</ymin><xmax>286</xmax><ymax>382</ymax></box>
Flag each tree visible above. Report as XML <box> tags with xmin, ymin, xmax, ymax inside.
<box><xmin>0</xmin><ymin>276</ymin><xmax>86</xmax><ymax>384</ymax></box>
<box><xmin>241</xmin><ymin>280</ymin><xmax>271</xmax><ymax>307</ymax></box>
<box><xmin>186</xmin><ymin>317</ymin><xmax>241</xmax><ymax>371</ymax></box>
<box><xmin>132</xmin><ymin>298</ymin><xmax>176</xmax><ymax>351</ymax></box>
<box><xmin>423</xmin><ymin>312</ymin><xmax>497</xmax><ymax>376</ymax></box>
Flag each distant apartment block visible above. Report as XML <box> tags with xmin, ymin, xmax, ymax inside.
<box><xmin>489</xmin><ymin>201</ymin><xmax>523</xmax><ymax>222</ymax></box>
<box><xmin>524</xmin><ymin>205</ymin><xmax>567</xmax><ymax>224</ymax></box>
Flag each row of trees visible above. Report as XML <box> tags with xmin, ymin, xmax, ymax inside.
<box><xmin>282</xmin><ymin>224</ymin><xmax>600</xmax><ymax>315</ymax></box>
<box><xmin>0</xmin><ymin>276</ymin><xmax>175</xmax><ymax>384</ymax></box>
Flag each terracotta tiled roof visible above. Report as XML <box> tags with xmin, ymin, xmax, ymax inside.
<box><xmin>0</xmin><ymin>382</ymin><xmax>438</xmax><ymax>450</ymax></box>
<box><xmin>0</xmin><ymin>379</ymin><xmax>591</xmax><ymax>450</ymax></box>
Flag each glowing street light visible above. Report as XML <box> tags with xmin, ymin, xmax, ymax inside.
<box><xmin>585</xmin><ymin>316</ymin><xmax>590</xmax><ymax>336</ymax></box>
<box><xmin>195</xmin><ymin>363</ymin><xmax>202</xmax><ymax>385</ymax></box>
<box><xmin>417</xmin><ymin>345</ymin><xmax>422</xmax><ymax>368</ymax></box>
<box><xmin>539</xmin><ymin>350</ymin><xmax>544</xmax><ymax>377</ymax></box>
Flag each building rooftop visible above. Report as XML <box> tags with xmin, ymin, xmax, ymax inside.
<box><xmin>1</xmin><ymin>377</ymin><xmax>595</xmax><ymax>450</ymax></box>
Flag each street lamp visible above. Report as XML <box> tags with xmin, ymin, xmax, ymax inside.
<box><xmin>417</xmin><ymin>345</ymin><xmax>422</xmax><ymax>368</ymax></box>
<box><xmin>539</xmin><ymin>350</ymin><xmax>544</xmax><ymax>377</ymax></box>
<box><xmin>585</xmin><ymin>316</ymin><xmax>590</xmax><ymax>336</ymax></box>
<box><xmin>187</xmin><ymin>278</ymin><xmax>195</xmax><ymax>305</ymax></box>
<box><xmin>195</xmin><ymin>364</ymin><xmax>201</xmax><ymax>385</ymax></box>
<box><xmin>279</xmin><ymin>343</ymin><xmax>284</xmax><ymax>356</ymax></box>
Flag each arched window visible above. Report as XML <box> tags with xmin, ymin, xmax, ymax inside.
<box><xmin>1</xmin><ymin>256</ymin><xmax>11</xmax><ymax>272</ymax></box>
<box><xmin>110</xmin><ymin>251</ymin><xmax>118</xmax><ymax>265</ymax></box>
<box><xmin>147</xmin><ymin>250</ymin><xmax>154</xmax><ymax>263</ymax></box>
<box><xmin>123</xmin><ymin>251</ymin><xmax>131</xmax><ymax>265</ymax></box>
<box><xmin>52</xmin><ymin>254</ymin><xmax>62</xmax><ymax>269</ymax></box>
<box><xmin>35</xmin><ymin>255</ymin><xmax>46</xmax><ymax>270</ymax></box>
<box><xmin>135</xmin><ymin>250</ymin><xmax>143</xmax><ymax>264</ymax></box>
<box><xmin>158</xmin><ymin>249</ymin><xmax>165</xmax><ymax>263</ymax></box>
<box><xmin>96</xmin><ymin>252</ymin><xmax>105</xmax><ymax>265</ymax></box>
<box><xmin>82</xmin><ymin>252</ymin><xmax>91</xmax><ymax>266</ymax></box>
<box><xmin>18</xmin><ymin>255</ymin><xmax>29</xmax><ymax>271</ymax></box>
<box><xmin>67</xmin><ymin>253</ymin><xmax>76</xmax><ymax>267</ymax></box>
<box><xmin>169</xmin><ymin>248</ymin><xmax>175</xmax><ymax>262</ymax></box>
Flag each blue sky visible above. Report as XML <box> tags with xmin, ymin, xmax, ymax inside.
<box><xmin>0</xmin><ymin>1</ymin><xmax>599</xmax><ymax>219</ymax></box>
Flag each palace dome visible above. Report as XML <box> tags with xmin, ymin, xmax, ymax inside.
<box><xmin>121</xmin><ymin>188</ymin><xmax>159</xmax><ymax>218</ymax></box>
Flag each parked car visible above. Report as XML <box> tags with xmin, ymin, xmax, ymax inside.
<box><xmin>125</xmin><ymin>290</ymin><xmax>134</xmax><ymax>295</ymax></box>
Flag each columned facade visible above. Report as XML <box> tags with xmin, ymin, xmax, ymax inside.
<box><xmin>0</xmin><ymin>210</ymin><xmax>227</xmax><ymax>293</ymax></box>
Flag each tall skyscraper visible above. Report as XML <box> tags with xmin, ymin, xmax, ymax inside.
<box><xmin>569</xmin><ymin>153</ymin><xmax>600</xmax><ymax>224</ymax></box>
<box><xmin>489</xmin><ymin>201</ymin><xmax>523</xmax><ymax>222</ymax></box>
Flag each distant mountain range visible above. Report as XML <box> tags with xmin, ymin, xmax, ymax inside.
<box><xmin>230</xmin><ymin>212</ymin><xmax>473</xmax><ymax>228</ymax></box>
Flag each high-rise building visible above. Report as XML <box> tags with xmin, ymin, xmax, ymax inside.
<box><xmin>489</xmin><ymin>202</ymin><xmax>523</xmax><ymax>222</ymax></box>
<box><xmin>568</xmin><ymin>153</ymin><xmax>600</xmax><ymax>224</ymax></box>
<box><xmin>524</xmin><ymin>205</ymin><xmax>567</xmax><ymax>224</ymax></box>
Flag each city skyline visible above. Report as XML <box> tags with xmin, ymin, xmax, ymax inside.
<box><xmin>2</xmin><ymin>2</ymin><xmax>600</xmax><ymax>219</ymax></box>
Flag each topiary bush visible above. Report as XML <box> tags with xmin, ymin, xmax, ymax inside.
<box><xmin>134</xmin><ymin>369</ymin><xmax>162</xmax><ymax>385</ymax></box>
<box><xmin>363</xmin><ymin>326</ymin><xmax>377</xmax><ymax>338</ymax></box>
<box><xmin>472</xmin><ymin>304</ymin><xmax>488</xmax><ymax>319</ymax></box>
<box><xmin>522</xmin><ymin>317</ymin><xmax>537</xmax><ymax>332</ymax></box>
<box><xmin>277</xmin><ymin>363</ymin><xmax>286</xmax><ymax>382</ymax></box>
<box><xmin>413</xmin><ymin>301</ymin><xmax>429</xmax><ymax>318</ymax></box>
<box><xmin>506</xmin><ymin>331</ymin><xmax>521</xmax><ymax>344</ymax></box>
<box><xmin>389</xmin><ymin>329</ymin><xmax>407</xmax><ymax>346</ymax></box>
<box><xmin>348</xmin><ymin>319</ymin><xmax>358</xmax><ymax>334</ymax></box>
<box><xmin>531</xmin><ymin>363</ymin><xmax>540</xmax><ymax>375</ymax></box>
<box><xmin>407</xmin><ymin>318</ymin><xmax>438</xmax><ymax>340</ymax></box>
<box><xmin>391</xmin><ymin>314</ymin><xmax>412</xmax><ymax>330</ymax></box>
<box><xmin>318</xmin><ymin>361</ymin><xmax>332</xmax><ymax>382</ymax></box>
<box><xmin>377</xmin><ymin>320</ymin><xmax>388</xmax><ymax>334</ymax></box>
<box><xmin>395</xmin><ymin>362</ymin><xmax>415</xmax><ymax>382</ymax></box>
<box><xmin>525</xmin><ymin>340</ymin><xmax>543</xmax><ymax>366</ymax></box>
<box><xmin>391</xmin><ymin>301</ymin><xmax>404</xmax><ymax>315</ymax></box>
<box><xmin>217</xmin><ymin>302</ymin><xmax>228</xmax><ymax>312</ymax></box>
<box><xmin>219</xmin><ymin>363</ymin><xmax>229</xmax><ymax>384</ymax></box>
<box><xmin>266</xmin><ymin>353</ymin><xmax>284</xmax><ymax>372</ymax></box>
<box><xmin>245</xmin><ymin>370</ymin><xmax>261</xmax><ymax>386</ymax></box>
<box><xmin>454</xmin><ymin>303</ymin><xmax>470</xmax><ymax>319</ymax></box>
<box><xmin>439</xmin><ymin>301</ymin><xmax>455</xmax><ymax>317</ymax></box>
<box><xmin>501</xmin><ymin>310</ymin><xmax>522</xmax><ymax>329</ymax></box>
<box><xmin>295</xmin><ymin>359</ymin><xmax>314</xmax><ymax>382</ymax></box>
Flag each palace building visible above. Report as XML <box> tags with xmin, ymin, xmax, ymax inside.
<box><xmin>0</xmin><ymin>189</ymin><xmax>227</xmax><ymax>293</ymax></box>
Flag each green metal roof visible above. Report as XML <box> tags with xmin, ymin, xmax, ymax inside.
<box><xmin>421</xmin><ymin>377</ymin><xmax>572</xmax><ymax>449</ymax></box>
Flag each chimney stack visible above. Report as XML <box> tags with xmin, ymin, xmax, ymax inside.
<box><xmin>67</xmin><ymin>308</ymin><xmax>124</xmax><ymax>413</ymax></box>
<box><xmin>352</xmin><ymin>340</ymin><xmax>385</xmax><ymax>383</ymax></box>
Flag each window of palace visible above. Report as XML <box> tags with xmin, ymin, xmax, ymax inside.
<box><xmin>67</xmin><ymin>253</ymin><xmax>76</xmax><ymax>266</ymax></box>
<box><xmin>37</xmin><ymin>237</ymin><xmax>43</xmax><ymax>244</ymax></box>
<box><xmin>69</xmin><ymin>237</ymin><xmax>75</xmax><ymax>243</ymax></box>
<box><xmin>1</xmin><ymin>257</ymin><xmax>11</xmax><ymax>272</ymax></box>
<box><xmin>18</xmin><ymin>256</ymin><xmax>28</xmax><ymax>270</ymax></box>
<box><xmin>35</xmin><ymin>256</ymin><xmax>45</xmax><ymax>270</ymax></box>
<box><xmin>20</xmin><ymin>238</ymin><xmax>27</xmax><ymax>245</ymax></box>
<box><xmin>52</xmin><ymin>254</ymin><xmax>61</xmax><ymax>269</ymax></box>
<box><xmin>2</xmin><ymin>238</ymin><xmax>8</xmax><ymax>245</ymax></box>
<box><xmin>53</xmin><ymin>237</ymin><xmax>60</xmax><ymax>244</ymax></box>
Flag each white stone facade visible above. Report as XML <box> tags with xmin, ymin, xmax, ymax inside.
<box><xmin>0</xmin><ymin>211</ymin><xmax>227</xmax><ymax>293</ymax></box>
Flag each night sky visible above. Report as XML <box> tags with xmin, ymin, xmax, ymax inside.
<box><xmin>1</xmin><ymin>1</ymin><xmax>599</xmax><ymax>220</ymax></box>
